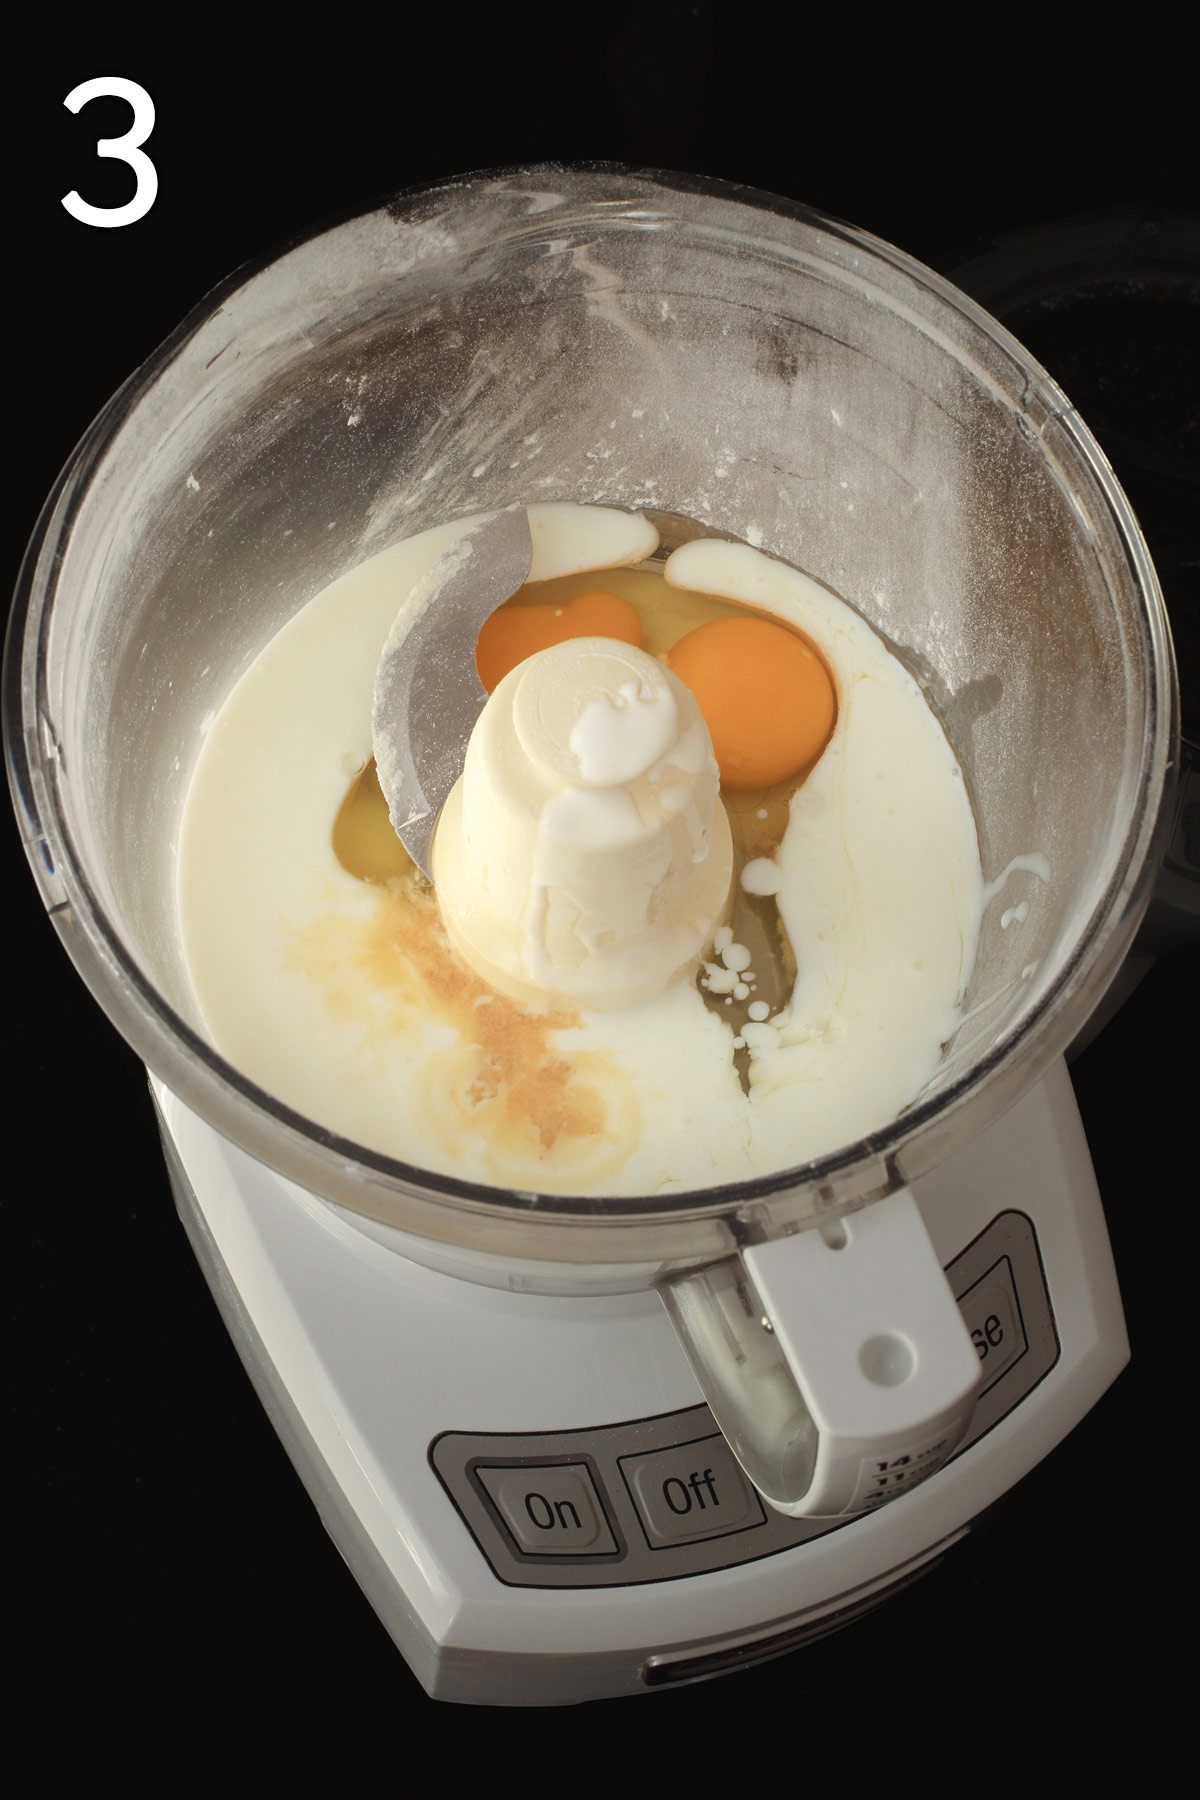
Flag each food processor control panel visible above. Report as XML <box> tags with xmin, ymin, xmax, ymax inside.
<box><xmin>430</xmin><ymin>1210</ymin><xmax>1059</xmax><ymax>1587</ymax></box>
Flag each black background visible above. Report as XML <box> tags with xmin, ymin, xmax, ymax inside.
<box><xmin>7</xmin><ymin>12</ymin><xmax>1193</xmax><ymax>1778</ymax></box>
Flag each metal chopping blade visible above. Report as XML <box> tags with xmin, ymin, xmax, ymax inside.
<box><xmin>371</xmin><ymin>508</ymin><xmax>534</xmax><ymax>878</ymax></box>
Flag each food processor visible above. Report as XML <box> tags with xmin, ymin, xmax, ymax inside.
<box><xmin>5</xmin><ymin>167</ymin><xmax>1177</xmax><ymax>1704</ymax></box>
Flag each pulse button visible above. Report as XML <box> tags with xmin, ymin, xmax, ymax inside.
<box><xmin>619</xmin><ymin>1434</ymin><xmax>766</xmax><ymax>1548</ymax></box>
<box><xmin>475</xmin><ymin>1462</ymin><xmax>620</xmax><ymax>1557</ymax></box>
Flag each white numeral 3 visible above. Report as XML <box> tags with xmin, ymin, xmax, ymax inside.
<box><xmin>62</xmin><ymin>77</ymin><xmax>157</xmax><ymax>228</ymax></box>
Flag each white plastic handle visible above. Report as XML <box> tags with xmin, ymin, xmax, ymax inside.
<box><xmin>741</xmin><ymin>1189</ymin><xmax>982</xmax><ymax>1517</ymax></box>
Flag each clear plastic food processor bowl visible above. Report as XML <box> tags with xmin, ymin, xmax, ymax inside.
<box><xmin>5</xmin><ymin>167</ymin><xmax>1177</xmax><ymax>1284</ymax></box>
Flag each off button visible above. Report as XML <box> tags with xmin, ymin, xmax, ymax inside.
<box><xmin>619</xmin><ymin>1434</ymin><xmax>767</xmax><ymax>1548</ymax></box>
<box><xmin>475</xmin><ymin>1462</ymin><xmax>620</xmax><ymax>1557</ymax></box>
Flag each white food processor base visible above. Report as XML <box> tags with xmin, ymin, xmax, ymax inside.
<box><xmin>152</xmin><ymin>1057</ymin><xmax>1126</xmax><ymax>1706</ymax></box>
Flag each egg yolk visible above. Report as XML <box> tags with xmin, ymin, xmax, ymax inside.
<box><xmin>477</xmin><ymin>590</ymin><xmax>642</xmax><ymax>693</ymax></box>
<box><xmin>666</xmin><ymin>615</ymin><xmax>836</xmax><ymax>789</ymax></box>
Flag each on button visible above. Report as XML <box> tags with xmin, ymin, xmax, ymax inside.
<box><xmin>475</xmin><ymin>1462</ymin><xmax>620</xmax><ymax>1557</ymax></box>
